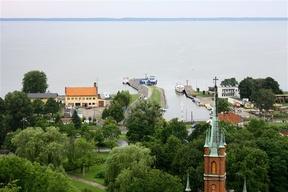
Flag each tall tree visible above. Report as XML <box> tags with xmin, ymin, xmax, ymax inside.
<box><xmin>22</xmin><ymin>70</ymin><xmax>48</xmax><ymax>93</ymax></box>
<box><xmin>217</xmin><ymin>98</ymin><xmax>230</xmax><ymax>113</ymax></box>
<box><xmin>126</xmin><ymin>100</ymin><xmax>162</xmax><ymax>143</ymax></box>
<box><xmin>105</xmin><ymin>144</ymin><xmax>153</xmax><ymax>188</ymax></box>
<box><xmin>4</xmin><ymin>91</ymin><xmax>33</xmax><ymax>131</ymax></box>
<box><xmin>251</xmin><ymin>89</ymin><xmax>275</xmax><ymax>110</ymax></box>
<box><xmin>0</xmin><ymin>155</ymin><xmax>77</xmax><ymax>192</ymax></box>
<box><xmin>263</xmin><ymin>77</ymin><xmax>282</xmax><ymax>94</ymax></box>
<box><xmin>238</xmin><ymin>77</ymin><xmax>256</xmax><ymax>99</ymax></box>
<box><xmin>32</xmin><ymin>99</ymin><xmax>45</xmax><ymax>114</ymax></box>
<box><xmin>12</xmin><ymin>127</ymin><xmax>68</xmax><ymax>167</ymax></box>
<box><xmin>221</xmin><ymin>78</ymin><xmax>238</xmax><ymax>87</ymax></box>
<box><xmin>45</xmin><ymin>98</ymin><xmax>59</xmax><ymax>115</ymax></box>
<box><xmin>115</xmin><ymin>163</ymin><xmax>183</xmax><ymax>192</ymax></box>
<box><xmin>113</xmin><ymin>91</ymin><xmax>131</xmax><ymax>108</ymax></box>
<box><xmin>72</xmin><ymin>110</ymin><xmax>81</xmax><ymax>128</ymax></box>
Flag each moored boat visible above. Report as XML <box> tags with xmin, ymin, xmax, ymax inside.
<box><xmin>175</xmin><ymin>84</ymin><xmax>185</xmax><ymax>93</ymax></box>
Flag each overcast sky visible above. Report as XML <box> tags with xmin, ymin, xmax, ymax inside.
<box><xmin>1</xmin><ymin>0</ymin><xmax>287</xmax><ymax>18</ymax></box>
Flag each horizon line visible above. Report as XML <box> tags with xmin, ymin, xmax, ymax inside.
<box><xmin>1</xmin><ymin>17</ymin><xmax>288</xmax><ymax>22</ymax></box>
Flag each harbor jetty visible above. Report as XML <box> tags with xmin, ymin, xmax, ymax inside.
<box><xmin>126</xmin><ymin>78</ymin><xmax>148</xmax><ymax>98</ymax></box>
<box><xmin>124</xmin><ymin>77</ymin><xmax>167</xmax><ymax>109</ymax></box>
<box><xmin>183</xmin><ymin>85</ymin><xmax>197</xmax><ymax>99</ymax></box>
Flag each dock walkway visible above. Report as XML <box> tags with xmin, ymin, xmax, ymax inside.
<box><xmin>183</xmin><ymin>85</ymin><xmax>196</xmax><ymax>99</ymax></box>
<box><xmin>127</xmin><ymin>79</ymin><xmax>148</xmax><ymax>98</ymax></box>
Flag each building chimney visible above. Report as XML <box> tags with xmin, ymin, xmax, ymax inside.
<box><xmin>94</xmin><ymin>82</ymin><xmax>97</xmax><ymax>87</ymax></box>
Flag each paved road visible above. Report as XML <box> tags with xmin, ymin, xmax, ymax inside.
<box><xmin>70</xmin><ymin>175</ymin><xmax>107</xmax><ymax>190</ymax></box>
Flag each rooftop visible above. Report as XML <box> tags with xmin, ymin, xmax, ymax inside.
<box><xmin>65</xmin><ymin>87</ymin><xmax>97</xmax><ymax>96</ymax></box>
<box><xmin>218</xmin><ymin>112</ymin><xmax>242</xmax><ymax>124</ymax></box>
<box><xmin>27</xmin><ymin>93</ymin><xmax>58</xmax><ymax>99</ymax></box>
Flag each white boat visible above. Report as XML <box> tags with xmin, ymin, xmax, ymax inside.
<box><xmin>175</xmin><ymin>84</ymin><xmax>185</xmax><ymax>93</ymax></box>
<box><xmin>122</xmin><ymin>77</ymin><xmax>129</xmax><ymax>84</ymax></box>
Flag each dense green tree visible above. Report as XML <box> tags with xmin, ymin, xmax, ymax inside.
<box><xmin>0</xmin><ymin>97</ymin><xmax>5</xmax><ymax>114</ymax></box>
<box><xmin>32</xmin><ymin>99</ymin><xmax>45</xmax><ymax>114</ymax></box>
<box><xmin>165</xmin><ymin>118</ymin><xmax>188</xmax><ymax>142</ymax></box>
<box><xmin>255</xmin><ymin>127</ymin><xmax>288</xmax><ymax>192</ymax></box>
<box><xmin>115</xmin><ymin>163</ymin><xmax>183</xmax><ymax>192</ymax></box>
<box><xmin>263</xmin><ymin>77</ymin><xmax>282</xmax><ymax>94</ymax></box>
<box><xmin>238</xmin><ymin>77</ymin><xmax>256</xmax><ymax>99</ymax></box>
<box><xmin>44</xmin><ymin>98</ymin><xmax>59</xmax><ymax>114</ymax></box>
<box><xmin>126</xmin><ymin>100</ymin><xmax>162</xmax><ymax>142</ymax></box>
<box><xmin>72</xmin><ymin>110</ymin><xmax>81</xmax><ymax>128</ymax></box>
<box><xmin>105</xmin><ymin>144</ymin><xmax>153</xmax><ymax>188</ymax></box>
<box><xmin>220</xmin><ymin>77</ymin><xmax>238</xmax><ymax>87</ymax></box>
<box><xmin>102</xmin><ymin>101</ymin><xmax>125</xmax><ymax>123</ymax></box>
<box><xmin>0</xmin><ymin>97</ymin><xmax>7</xmax><ymax>145</ymax></box>
<box><xmin>22</xmin><ymin>70</ymin><xmax>48</xmax><ymax>93</ymax></box>
<box><xmin>12</xmin><ymin>127</ymin><xmax>68</xmax><ymax>167</ymax></box>
<box><xmin>102</xmin><ymin>119</ymin><xmax>121</xmax><ymax>139</ymax></box>
<box><xmin>0</xmin><ymin>181</ymin><xmax>20</xmax><ymax>192</ymax></box>
<box><xmin>188</xmin><ymin>123</ymin><xmax>210</xmax><ymax>141</ymax></box>
<box><xmin>65</xmin><ymin>137</ymin><xmax>95</xmax><ymax>173</ymax></box>
<box><xmin>251</xmin><ymin>89</ymin><xmax>275</xmax><ymax>110</ymax></box>
<box><xmin>217</xmin><ymin>98</ymin><xmax>230</xmax><ymax>113</ymax></box>
<box><xmin>172</xmin><ymin>139</ymin><xmax>204</xmax><ymax>191</ymax></box>
<box><xmin>0</xmin><ymin>155</ymin><xmax>77</xmax><ymax>192</ymax></box>
<box><xmin>239</xmin><ymin>77</ymin><xmax>281</xmax><ymax>100</ymax></box>
<box><xmin>4</xmin><ymin>91</ymin><xmax>33</xmax><ymax>131</ymax></box>
<box><xmin>227</xmin><ymin>146</ymin><xmax>269</xmax><ymax>192</ymax></box>
<box><xmin>113</xmin><ymin>91</ymin><xmax>131</xmax><ymax>108</ymax></box>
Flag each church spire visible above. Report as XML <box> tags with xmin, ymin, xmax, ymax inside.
<box><xmin>205</xmin><ymin>76</ymin><xmax>226</xmax><ymax>155</ymax></box>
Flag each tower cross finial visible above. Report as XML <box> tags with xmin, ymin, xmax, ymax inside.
<box><xmin>213</xmin><ymin>76</ymin><xmax>219</xmax><ymax>87</ymax></box>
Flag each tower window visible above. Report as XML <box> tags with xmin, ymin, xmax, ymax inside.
<box><xmin>211</xmin><ymin>161</ymin><xmax>217</xmax><ymax>174</ymax></box>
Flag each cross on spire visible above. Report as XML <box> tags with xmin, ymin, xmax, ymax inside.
<box><xmin>213</xmin><ymin>76</ymin><xmax>219</xmax><ymax>87</ymax></box>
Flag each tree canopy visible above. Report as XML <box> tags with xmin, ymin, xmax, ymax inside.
<box><xmin>238</xmin><ymin>76</ymin><xmax>282</xmax><ymax>100</ymax></box>
<box><xmin>12</xmin><ymin>127</ymin><xmax>68</xmax><ymax>167</ymax></box>
<box><xmin>126</xmin><ymin>100</ymin><xmax>162</xmax><ymax>143</ymax></box>
<box><xmin>0</xmin><ymin>155</ymin><xmax>77</xmax><ymax>192</ymax></box>
<box><xmin>221</xmin><ymin>77</ymin><xmax>238</xmax><ymax>87</ymax></box>
<box><xmin>4</xmin><ymin>91</ymin><xmax>33</xmax><ymax>131</ymax></box>
<box><xmin>22</xmin><ymin>70</ymin><xmax>48</xmax><ymax>93</ymax></box>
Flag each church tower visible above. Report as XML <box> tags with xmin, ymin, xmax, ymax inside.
<box><xmin>204</xmin><ymin>77</ymin><xmax>226</xmax><ymax>192</ymax></box>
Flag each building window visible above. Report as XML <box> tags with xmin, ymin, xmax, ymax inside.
<box><xmin>67</xmin><ymin>98</ymin><xmax>70</xmax><ymax>100</ymax></box>
<box><xmin>93</xmin><ymin>97</ymin><xmax>96</xmax><ymax>100</ymax></box>
<box><xmin>86</xmin><ymin>97</ymin><xmax>89</xmax><ymax>100</ymax></box>
<box><xmin>210</xmin><ymin>184</ymin><xmax>216</xmax><ymax>192</ymax></box>
<box><xmin>211</xmin><ymin>161</ymin><xmax>217</xmax><ymax>174</ymax></box>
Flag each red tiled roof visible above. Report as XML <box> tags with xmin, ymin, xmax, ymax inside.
<box><xmin>218</xmin><ymin>112</ymin><xmax>242</xmax><ymax>124</ymax></box>
<box><xmin>65</xmin><ymin>87</ymin><xmax>97</xmax><ymax>96</ymax></box>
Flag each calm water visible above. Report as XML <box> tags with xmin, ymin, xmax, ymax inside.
<box><xmin>1</xmin><ymin>21</ymin><xmax>287</xmax><ymax>120</ymax></box>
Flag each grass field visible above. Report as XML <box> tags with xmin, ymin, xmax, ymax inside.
<box><xmin>71</xmin><ymin>179</ymin><xmax>105</xmax><ymax>192</ymax></box>
<box><xmin>71</xmin><ymin>152</ymin><xmax>109</xmax><ymax>185</ymax></box>
<box><xmin>130</xmin><ymin>94</ymin><xmax>140</xmax><ymax>104</ymax></box>
<box><xmin>149</xmin><ymin>86</ymin><xmax>161</xmax><ymax>105</ymax></box>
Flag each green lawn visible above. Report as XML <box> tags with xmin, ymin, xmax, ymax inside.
<box><xmin>149</xmin><ymin>86</ymin><xmax>161</xmax><ymax>105</ymax></box>
<box><xmin>71</xmin><ymin>179</ymin><xmax>105</xmax><ymax>192</ymax></box>
<box><xmin>194</xmin><ymin>91</ymin><xmax>212</xmax><ymax>97</ymax></box>
<box><xmin>71</xmin><ymin>152</ymin><xmax>109</xmax><ymax>185</ymax></box>
<box><xmin>118</xmin><ymin>134</ymin><xmax>128</xmax><ymax>141</ymax></box>
<box><xmin>130</xmin><ymin>94</ymin><xmax>140</xmax><ymax>104</ymax></box>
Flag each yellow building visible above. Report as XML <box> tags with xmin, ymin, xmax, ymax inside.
<box><xmin>65</xmin><ymin>83</ymin><xmax>105</xmax><ymax>108</ymax></box>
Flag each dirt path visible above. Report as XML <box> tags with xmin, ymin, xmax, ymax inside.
<box><xmin>69</xmin><ymin>175</ymin><xmax>107</xmax><ymax>190</ymax></box>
